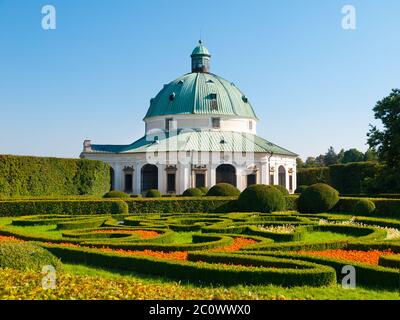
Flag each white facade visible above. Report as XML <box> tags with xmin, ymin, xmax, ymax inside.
<box><xmin>82</xmin><ymin>147</ymin><xmax>297</xmax><ymax>194</ymax></box>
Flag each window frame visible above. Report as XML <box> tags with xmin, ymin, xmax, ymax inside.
<box><xmin>165</xmin><ymin>118</ymin><xmax>173</xmax><ymax>131</ymax></box>
<box><xmin>211</xmin><ymin>117</ymin><xmax>220</xmax><ymax>129</ymax></box>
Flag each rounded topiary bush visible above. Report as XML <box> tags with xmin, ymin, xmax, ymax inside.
<box><xmin>145</xmin><ymin>189</ymin><xmax>161</xmax><ymax>198</ymax></box>
<box><xmin>182</xmin><ymin>188</ymin><xmax>203</xmax><ymax>197</ymax></box>
<box><xmin>238</xmin><ymin>184</ymin><xmax>286</xmax><ymax>213</ymax></box>
<box><xmin>295</xmin><ymin>185</ymin><xmax>308</xmax><ymax>194</ymax></box>
<box><xmin>273</xmin><ymin>185</ymin><xmax>290</xmax><ymax>196</ymax></box>
<box><xmin>103</xmin><ymin>191</ymin><xmax>130</xmax><ymax>199</ymax></box>
<box><xmin>297</xmin><ymin>183</ymin><xmax>339</xmax><ymax>213</ymax></box>
<box><xmin>206</xmin><ymin>183</ymin><xmax>240</xmax><ymax>197</ymax></box>
<box><xmin>198</xmin><ymin>187</ymin><xmax>209</xmax><ymax>195</ymax></box>
<box><xmin>354</xmin><ymin>199</ymin><xmax>376</xmax><ymax>215</ymax></box>
<box><xmin>110</xmin><ymin>200</ymin><xmax>129</xmax><ymax>214</ymax></box>
<box><xmin>0</xmin><ymin>241</ymin><xmax>63</xmax><ymax>272</ymax></box>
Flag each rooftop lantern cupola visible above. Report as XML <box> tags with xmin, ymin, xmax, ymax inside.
<box><xmin>191</xmin><ymin>40</ymin><xmax>211</xmax><ymax>73</ymax></box>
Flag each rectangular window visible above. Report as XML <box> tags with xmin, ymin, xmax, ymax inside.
<box><xmin>124</xmin><ymin>174</ymin><xmax>133</xmax><ymax>193</ymax></box>
<box><xmin>289</xmin><ymin>175</ymin><xmax>293</xmax><ymax>191</ymax></box>
<box><xmin>249</xmin><ymin>120</ymin><xmax>253</xmax><ymax>130</ymax></box>
<box><xmin>247</xmin><ymin>174</ymin><xmax>256</xmax><ymax>187</ymax></box>
<box><xmin>165</xmin><ymin>118</ymin><xmax>173</xmax><ymax>131</ymax></box>
<box><xmin>212</xmin><ymin>117</ymin><xmax>220</xmax><ymax>129</ymax></box>
<box><xmin>167</xmin><ymin>173</ymin><xmax>176</xmax><ymax>193</ymax></box>
<box><xmin>210</xmin><ymin>93</ymin><xmax>218</xmax><ymax>110</ymax></box>
<box><xmin>195</xmin><ymin>173</ymin><xmax>205</xmax><ymax>188</ymax></box>
<box><xmin>269</xmin><ymin>174</ymin><xmax>274</xmax><ymax>185</ymax></box>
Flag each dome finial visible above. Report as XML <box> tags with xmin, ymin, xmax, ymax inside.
<box><xmin>191</xmin><ymin>40</ymin><xmax>211</xmax><ymax>73</ymax></box>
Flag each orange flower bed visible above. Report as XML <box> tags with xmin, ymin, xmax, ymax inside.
<box><xmin>0</xmin><ymin>235</ymin><xmax>23</xmax><ymax>242</ymax></box>
<box><xmin>93</xmin><ymin>229</ymin><xmax>160</xmax><ymax>239</ymax></box>
<box><xmin>100</xmin><ymin>248</ymin><xmax>188</xmax><ymax>261</ymax></box>
<box><xmin>211</xmin><ymin>237</ymin><xmax>257</xmax><ymax>252</ymax></box>
<box><xmin>46</xmin><ymin>242</ymin><xmax>187</xmax><ymax>261</ymax></box>
<box><xmin>132</xmin><ymin>230</ymin><xmax>160</xmax><ymax>239</ymax></box>
<box><xmin>296</xmin><ymin>249</ymin><xmax>395</xmax><ymax>265</ymax></box>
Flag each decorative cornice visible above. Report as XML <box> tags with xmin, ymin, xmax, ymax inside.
<box><xmin>165</xmin><ymin>165</ymin><xmax>177</xmax><ymax>172</ymax></box>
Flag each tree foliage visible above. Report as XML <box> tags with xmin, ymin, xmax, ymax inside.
<box><xmin>368</xmin><ymin>89</ymin><xmax>400</xmax><ymax>169</ymax></box>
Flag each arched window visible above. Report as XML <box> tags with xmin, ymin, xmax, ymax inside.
<box><xmin>110</xmin><ymin>167</ymin><xmax>115</xmax><ymax>191</ymax></box>
<box><xmin>216</xmin><ymin>164</ymin><xmax>236</xmax><ymax>187</ymax></box>
<box><xmin>141</xmin><ymin>164</ymin><xmax>158</xmax><ymax>193</ymax></box>
<box><xmin>278</xmin><ymin>166</ymin><xmax>286</xmax><ymax>188</ymax></box>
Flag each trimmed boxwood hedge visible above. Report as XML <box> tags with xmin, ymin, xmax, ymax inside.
<box><xmin>378</xmin><ymin>255</ymin><xmax>400</xmax><ymax>269</ymax></box>
<box><xmin>145</xmin><ymin>189</ymin><xmax>161</xmax><ymax>198</ymax></box>
<box><xmin>298</xmin><ymin>183</ymin><xmax>339</xmax><ymax>213</ymax></box>
<box><xmin>103</xmin><ymin>191</ymin><xmax>130</xmax><ymax>199</ymax></box>
<box><xmin>198</xmin><ymin>187</ymin><xmax>209</xmax><ymax>195</ymax></box>
<box><xmin>182</xmin><ymin>188</ymin><xmax>203</xmax><ymax>197</ymax></box>
<box><xmin>0</xmin><ymin>155</ymin><xmax>110</xmax><ymax>197</ymax></box>
<box><xmin>0</xmin><ymin>241</ymin><xmax>63</xmax><ymax>272</ymax></box>
<box><xmin>238</xmin><ymin>184</ymin><xmax>286</xmax><ymax>213</ymax></box>
<box><xmin>3</xmin><ymin>194</ymin><xmax>400</xmax><ymax>217</ymax></box>
<box><xmin>42</xmin><ymin>244</ymin><xmax>336</xmax><ymax>287</ymax></box>
<box><xmin>294</xmin><ymin>185</ymin><xmax>308</xmax><ymax>194</ymax></box>
<box><xmin>0</xmin><ymin>199</ymin><xmax>129</xmax><ymax>216</ymax></box>
<box><xmin>272</xmin><ymin>185</ymin><xmax>290</xmax><ymax>196</ymax></box>
<box><xmin>297</xmin><ymin>162</ymin><xmax>381</xmax><ymax>194</ymax></box>
<box><xmin>333</xmin><ymin>197</ymin><xmax>400</xmax><ymax>217</ymax></box>
<box><xmin>354</xmin><ymin>199</ymin><xmax>376</xmax><ymax>215</ymax></box>
<box><xmin>264</xmin><ymin>251</ymin><xmax>400</xmax><ymax>289</ymax></box>
<box><xmin>125</xmin><ymin>197</ymin><xmax>238</xmax><ymax>214</ymax></box>
<box><xmin>206</xmin><ymin>183</ymin><xmax>240</xmax><ymax>197</ymax></box>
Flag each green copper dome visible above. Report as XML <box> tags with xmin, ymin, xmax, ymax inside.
<box><xmin>144</xmin><ymin>72</ymin><xmax>257</xmax><ymax>120</ymax></box>
<box><xmin>145</xmin><ymin>42</ymin><xmax>257</xmax><ymax>120</ymax></box>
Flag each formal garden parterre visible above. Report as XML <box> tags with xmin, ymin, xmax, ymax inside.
<box><xmin>1</xmin><ymin>183</ymin><xmax>400</xmax><ymax>299</ymax></box>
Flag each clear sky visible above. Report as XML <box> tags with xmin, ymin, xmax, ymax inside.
<box><xmin>1</xmin><ymin>0</ymin><xmax>399</xmax><ymax>160</ymax></box>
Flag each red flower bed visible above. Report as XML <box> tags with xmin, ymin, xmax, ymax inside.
<box><xmin>211</xmin><ymin>237</ymin><xmax>257</xmax><ymax>252</ymax></box>
<box><xmin>0</xmin><ymin>235</ymin><xmax>23</xmax><ymax>242</ymax></box>
<box><xmin>48</xmin><ymin>242</ymin><xmax>187</xmax><ymax>261</ymax></box>
<box><xmin>296</xmin><ymin>249</ymin><xmax>396</xmax><ymax>265</ymax></box>
<box><xmin>100</xmin><ymin>248</ymin><xmax>187</xmax><ymax>261</ymax></box>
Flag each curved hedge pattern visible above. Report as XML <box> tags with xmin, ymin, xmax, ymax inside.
<box><xmin>1</xmin><ymin>210</ymin><xmax>400</xmax><ymax>288</ymax></box>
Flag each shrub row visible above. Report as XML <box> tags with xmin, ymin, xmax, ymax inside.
<box><xmin>378</xmin><ymin>255</ymin><xmax>400</xmax><ymax>269</ymax></box>
<box><xmin>0</xmin><ymin>224</ymin><xmax>234</xmax><ymax>252</ymax></box>
<box><xmin>56</xmin><ymin>217</ymin><xmax>109</xmax><ymax>230</ymax></box>
<box><xmin>0</xmin><ymin>196</ymin><xmax>300</xmax><ymax>217</ymax></box>
<box><xmin>241</xmin><ymin>240</ymin><xmax>349</xmax><ymax>252</ymax></box>
<box><xmin>333</xmin><ymin>197</ymin><xmax>400</xmax><ymax>217</ymax></box>
<box><xmin>0</xmin><ymin>155</ymin><xmax>110</xmax><ymax>197</ymax></box>
<box><xmin>2</xmin><ymin>194</ymin><xmax>400</xmax><ymax>217</ymax></box>
<box><xmin>0</xmin><ymin>199</ymin><xmax>128</xmax><ymax>216</ymax></box>
<box><xmin>42</xmin><ymin>244</ymin><xmax>335</xmax><ymax>287</ymax></box>
<box><xmin>264</xmin><ymin>251</ymin><xmax>400</xmax><ymax>289</ymax></box>
<box><xmin>297</xmin><ymin>162</ymin><xmax>382</xmax><ymax>194</ymax></box>
<box><xmin>125</xmin><ymin>197</ymin><xmax>238</xmax><ymax>213</ymax></box>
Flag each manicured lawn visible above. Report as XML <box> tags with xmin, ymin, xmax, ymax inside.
<box><xmin>303</xmin><ymin>231</ymin><xmax>350</xmax><ymax>242</ymax></box>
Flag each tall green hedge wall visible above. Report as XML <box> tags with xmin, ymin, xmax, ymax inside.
<box><xmin>0</xmin><ymin>155</ymin><xmax>110</xmax><ymax>197</ymax></box>
<box><xmin>297</xmin><ymin>162</ymin><xmax>381</xmax><ymax>194</ymax></box>
<box><xmin>296</xmin><ymin>167</ymin><xmax>330</xmax><ymax>186</ymax></box>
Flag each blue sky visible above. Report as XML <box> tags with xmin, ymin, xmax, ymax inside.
<box><xmin>0</xmin><ymin>0</ymin><xmax>399</xmax><ymax>160</ymax></box>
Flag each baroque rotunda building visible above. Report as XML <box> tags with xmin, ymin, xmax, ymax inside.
<box><xmin>81</xmin><ymin>41</ymin><xmax>297</xmax><ymax>194</ymax></box>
